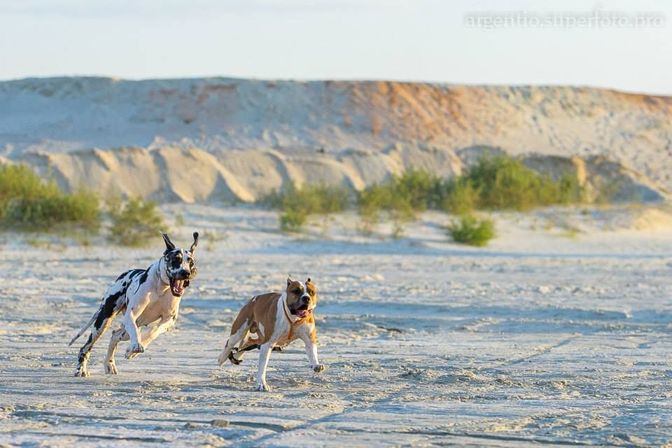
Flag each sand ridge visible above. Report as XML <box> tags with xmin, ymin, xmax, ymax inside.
<box><xmin>1</xmin><ymin>77</ymin><xmax>670</xmax><ymax>202</ymax></box>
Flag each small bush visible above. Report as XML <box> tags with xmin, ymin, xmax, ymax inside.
<box><xmin>264</xmin><ymin>184</ymin><xmax>350</xmax><ymax>232</ymax></box>
<box><xmin>464</xmin><ymin>156</ymin><xmax>546</xmax><ymax>210</ymax></box>
<box><xmin>441</xmin><ymin>156</ymin><xmax>586</xmax><ymax>212</ymax></box>
<box><xmin>392</xmin><ymin>170</ymin><xmax>443</xmax><ymax>211</ymax></box>
<box><xmin>356</xmin><ymin>170</ymin><xmax>437</xmax><ymax>233</ymax></box>
<box><xmin>108</xmin><ymin>197</ymin><xmax>167</xmax><ymax>246</ymax></box>
<box><xmin>280</xmin><ymin>209</ymin><xmax>306</xmax><ymax>232</ymax></box>
<box><xmin>441</xmin><ymin>179</ymin><xmax>478</xmax><ymax>214</ymax></box>
<box><xmin>447</xmin><ymin>215</ymin><xmax>496</xmax><ymax>247</ymax></box>
<box><xmin>0</xmin><ymin>165</ymin><xmax>100</xmax><ymax>231</ymax></box>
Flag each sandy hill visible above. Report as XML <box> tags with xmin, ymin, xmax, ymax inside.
<box><xmin>1</xmin><ymin>77</ymin><xmax>670</xmax><ymax>202</ymax></box>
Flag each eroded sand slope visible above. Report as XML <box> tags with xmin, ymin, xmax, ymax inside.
<box><xmin>1</xmin><ymin>78</ymin><xmax>671</xmax><ymax>201</ymax></box>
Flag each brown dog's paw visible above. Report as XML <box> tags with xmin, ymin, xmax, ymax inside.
<box><xmin>228</xmin><ymin>349</ymin><xmax>241</xmax><ymax>365</ymax></box>
<box><xmin>312</xmin><ymin>364</ymin><xmax>326</xmax><ymax>373</ymax></box>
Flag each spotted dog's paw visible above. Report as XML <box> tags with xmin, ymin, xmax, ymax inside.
<box><xmin>74</xmin><ymin>366</ymin><xmax>89</xmax><ymax>377</ymax></box>
<box><xmin>256</xmin><ymin>382</ymin><xmax>270</xmax><ymax>392</ymax></box>
<box><xmin>104</xmin><ymin>362</ymin><xmax>118</xmax><ymax>375</ymax></box>
<box><xmin>125</xmin><ymin>342</ymin><xmax>145</xmax><ymax>359</ymax></box>
<box><xmin>312</xmin><ymin>364</ymin><xmax>326</xmax><ymax>373</ymax></box>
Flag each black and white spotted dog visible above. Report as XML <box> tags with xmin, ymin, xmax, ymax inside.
<box><xmin>69</xmin><ymin>232</ymin><xmax>199</xmax><ymax>377</ymax></box>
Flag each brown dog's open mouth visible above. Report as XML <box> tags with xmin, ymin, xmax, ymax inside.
<box><xmin>170</xmin><ymin>278</ymin><xmax>189</xmax><ymax>296</ymax></box>
<box><xmin>293</xmin><ymin>305</ymin><xmax>312</xmax><ymax>319</ymax></box>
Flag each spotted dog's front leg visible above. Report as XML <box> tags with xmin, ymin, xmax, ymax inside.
<box><xmin>123</xmin><ymin>294</ymin><xmax>150</xmax><ymax>359</ymax></box>
<box><xmin>105</xmin><ymin>327</ymin><xmax>128</xmax><ymax>374</ymax></box>
<box><xmin>126</xmin><ymin>316</ymin><xmax>176</xmax><ymax>360</ymax></box>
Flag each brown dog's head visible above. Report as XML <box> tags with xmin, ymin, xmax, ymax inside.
<box><xmin>286</xmin><ymin>277</ymin><xmax>318</xmax><ymax>318</ymax></box>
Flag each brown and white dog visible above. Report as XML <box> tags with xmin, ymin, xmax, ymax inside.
<box><xmin>217</xmin><ymin>277</ymin><xmax>325</xmax><ymax>391</ymax></box>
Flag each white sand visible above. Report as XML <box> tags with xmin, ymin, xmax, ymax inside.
<box><xmin>0</xmin><ymin>206</ymin><xmax>671</xmax><ymax>446</ymax></box>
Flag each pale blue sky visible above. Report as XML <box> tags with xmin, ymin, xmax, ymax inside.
<box><xmin>0</xmin><ymin>0</ymin><xmax>670</xmax><ymax>94</ymax></box>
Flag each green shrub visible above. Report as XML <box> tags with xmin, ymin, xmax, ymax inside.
<box><xmin>464</xmin><ymin>156</ymin><xmax>545</xmax><ymax>210</ymax></box>
<box><xmin>392</xmin><ymin>170</ymin><xmax>443</xmax><ymax>211</ymax></box>
<box><xmin>356</xmin><ymin>170</ymin><xmax>437</xmax><ymax>230</ymax></box>
<box><xmin>441</xmin><ymin>178</ymin><xmax>478</xmax><ymax>214</ymax></box>
<box><xmin>444</xmin><ymin>156</ymin><xmax>585</xmax><ymax>211</ymax></box>
<box><xmin>0</xmin><ymin>164</ymin><xmax>100</xmax><ymax>231</ymax></box>
<box><xmin>108</xmin><ymin>197</ymin><xmax>167</xmax><ymax>246</ymax></box>
<box><xmin>262</xmin><ymin>156</ymin><xmax>587</xmax><ymax>236</ymax></box>
<box><xmin>447</xmin><ymin>215</ymin><xmax>496</xmax><ymax>247</ymax></box>
<box><xmin>265</xmin><ymin>184</ymin><xmax>350</xmax><ymax>232</ymax></box>
<box><xmin>280</xmin><ymin>209</ymin><xmax>306</xmax><ymax>232</ymax></box>
<box><xmin>556</xmin><ymin>173</ymin><xmax>584</xmax><ymax>204</ymax></box>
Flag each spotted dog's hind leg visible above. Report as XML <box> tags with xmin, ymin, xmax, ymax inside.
<box><xmin>105</xmin><ymin>327</ymin><xmax>128</xmax><ymax>375</ymax></box>
<box><xmin>75</xmin><ymin>299</ymin><xmax>120</xmax><ymax>377</ymax></box>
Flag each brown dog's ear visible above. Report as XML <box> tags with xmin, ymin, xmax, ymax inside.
<box><xmin>306</xmin><ymin>278</ymin><xmax>317</xmax><ymax>296</ymax></box>
<box><xmin>287</xmin><ymin>276</ymin><xmax>294</xmax><ymax>287</ymax></box>
<box><xmin>190</xmin><ymin>232</ymin><xmax>199</xmax><ymax>253</ymax></box>
<box><xmin>162</xmin><ymin>233</ymin><xmax>176</xmax><ymax>252</ymax></box>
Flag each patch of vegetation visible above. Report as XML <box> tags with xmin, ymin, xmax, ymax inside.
<box><xmin>107</xmin><ymin>197</ymin><xmax>167</xmax><ymax>246</ymax></box>
<box><xmin>447</xmin><ymin>215</ymin><xmax>496</xmax><ymax>247</ymax></box>
<box><xmin>0</xmin><ymin>164</ymin><xmax>100</xmax><ymax>232</ymax></box>
<box><xmin>356</xmin><ymin>170</ymin><xmax>439</xmax><ymax>235</ymax></box>
<box><xmin>443</xmin><ymin>156</ymin><xmax>583</xmax><ymax>213</ymax></box>
<box><xmin>355</xmin><ymin>161</ymin><xmax>584</xmax><ymax>235</ymax></box>
<box><xmin>264</xmin><ymin>184</ymin><xmax>350</xmax><ymax>232</ymax></box>
<box><xmin>260</xmin><ymin>156</ymin><xmax>588</xmax><ymax>245</ymax></box>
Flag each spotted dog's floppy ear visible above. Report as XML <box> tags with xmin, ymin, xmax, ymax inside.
<box><xmin>162</xmin><ymin>233</ymin><xmax>176</xmax><ymax>253</ymax></box>
<box><xmin>190</xmin><ymin>232</ymin><xmax>199</xmax><ymax>253</ymax></box>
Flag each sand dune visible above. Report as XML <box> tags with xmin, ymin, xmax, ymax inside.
<box><xmin>1</xmin><ymin>77</ymin><xmax>671</xmax><ymax>202</ymax></box>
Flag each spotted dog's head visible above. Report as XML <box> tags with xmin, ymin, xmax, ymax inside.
<box><xmin>285</xmin><ymin>277</ymin><xmax>318</xmax><ymax>318</ymax></box>
<box><xmin>161</xmin><ymin>232</ymin><xmax>199</xmax><ymax>297</ymax></box>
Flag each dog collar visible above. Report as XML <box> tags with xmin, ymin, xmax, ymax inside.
<box><xmin>282</xmin><ymin>297</ymin><xmax>299</xmax><ymax>324</ymax></box>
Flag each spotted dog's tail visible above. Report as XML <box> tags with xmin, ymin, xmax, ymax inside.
<box><xmin>68</xmin><ymin>311</ymin><xmax>98</xmax><ymax>346</ymax></box>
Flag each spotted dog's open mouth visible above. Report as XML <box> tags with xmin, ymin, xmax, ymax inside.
<box><xmin>170</xmin><ymin>278</ymin><xmax>190</xmax><ymax>296</ymax></box>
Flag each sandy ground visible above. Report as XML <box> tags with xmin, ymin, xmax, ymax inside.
<box><xmin>0</xmin><ymin>206</ymin><xmax>671</xmax><ymax>447</ymax></box>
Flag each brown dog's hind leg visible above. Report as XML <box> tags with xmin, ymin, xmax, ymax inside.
<box><xmin>230</xmin><ymin>337</ymin><xmax>261</xmax><ymax>364</ymax></box>
<box><xmin>218</xmin><ymin>321</ymin><xmax>251</xmax><ymax>366</ymax></box>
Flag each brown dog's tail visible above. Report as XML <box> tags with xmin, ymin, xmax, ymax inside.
<box><xmin>68</xmin><ymin>312</ymin><xmax>98</xmax><ymax>346</ymax></box>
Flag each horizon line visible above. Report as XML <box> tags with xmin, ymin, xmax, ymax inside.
<box><xmin>2</xmin><ymin>74</ymin><xmax>670</xmax><ymax>97</ymax></box>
